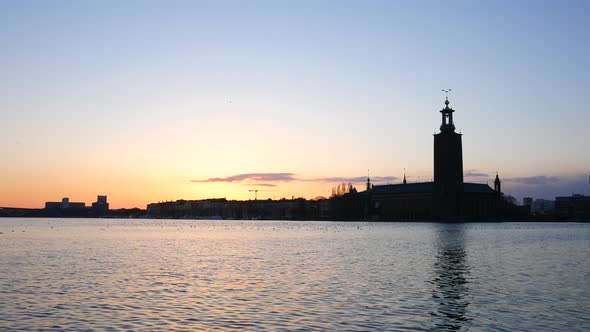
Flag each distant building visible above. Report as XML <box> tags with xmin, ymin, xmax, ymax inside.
<box><xmin>531</xmin><ymin>199</ymin><xmax>555</xmax><ymax>215</ymax></box>
<box><xmin>555</xmin><ymin>194</ymin><xmax>590</xmax><ymax>218</ymax></box>
<box><xmin>44</xmin><ymin>202</ymin><xmax>60</xmax><ymax>209</ymax></box>
<box><xmin>146</xmin><ymin>198</ymin><xmax>321</xmax><ymax>220</ymax></box>
<box><xmin>44</xmin><ymin>195</ymin><xmax>109</xmax><ymax>217</ymax></box>
<box><xmin>523</xmin><ymin>197</ymin><xmax>533</xmax><ymax>213</ymax></box>
<box><xmin>91</xmin><ymin>195</ymin><xmax>109</xmax><ymax>212</ymax></box>
<box><xmin>45</xmin><ymin>197</ymin><xmax>85</xmax><ymax>209</ymax></box>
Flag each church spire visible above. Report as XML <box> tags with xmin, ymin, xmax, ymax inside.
<box><xmin>366</xmin><ymin>169</ymin><xmax>371</xmax><ymax>191</ymax></box>
<box><xmin>440</xmin><ymin>89</ymin><xmax>456</xmax><ymax>133</ymax></box>
<box><xmin>494</xmin><ymin>172</ymin><xmax>501</xmax><ymax>193</ymax></box>
<box><xmin>403</xmin><ymin>168</ymin><xmax>407</xmax><ymax>184</ymax></box>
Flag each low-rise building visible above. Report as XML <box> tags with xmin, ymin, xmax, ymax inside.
<box><xmin>91</xmin><ymin>195</ymin><xmax>109</xmax><ymax>212</ymax></box>
<box><xmin>531</xmin><ymin>199</ymin><xmax>555</xmax><ymax>215</ymax></box>
<box><xmin>523</xmin><ymin>197</ymin><xmax>533</xmax><ymax>214</ymax></box>
<box><xmin>555</xmin><ymin>195</ymin><xmax>590</xmax><ymax>218</ymax></box>
<box><xmin>45</xmin><ymin>197</ymin><xmax>85</xmax><ymax>209</ymax></box>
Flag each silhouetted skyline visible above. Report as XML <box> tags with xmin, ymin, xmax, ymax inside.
<box><xmin>1</xmin><ymin>1</ymin><xmax>588</xmax><ymax>208</ymax></box>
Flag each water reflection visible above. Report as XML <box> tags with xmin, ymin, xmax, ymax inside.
<box><xmin>430</xmin><ymin>224</ymin><xmax>471</xmax><ymax>330</ymax></box>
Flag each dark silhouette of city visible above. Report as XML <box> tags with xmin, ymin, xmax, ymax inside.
<box><xmin>2</xmin><ymin>98</ymin><xmax>589</xmax><ymax>221</ymax></box>
<box><xmin>146</xmin><ymin>97</ymin><xmax>527</xmax><ymax>221</ymax></box>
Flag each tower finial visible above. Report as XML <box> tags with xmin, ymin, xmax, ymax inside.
<box><xmin>442</xmin><ymin>89</ymin><xmax>452</xmax><ymax>105</ymax></box>
<box><xmin>439</xmin><ymin>89</ymin><xmax>456</xmax><ymax>132</ymax></box>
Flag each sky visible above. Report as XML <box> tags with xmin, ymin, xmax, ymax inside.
<box><xmin>1</xmin><ymin>0</ymin><xmax>589</xmax><ymax>209</ymax></box>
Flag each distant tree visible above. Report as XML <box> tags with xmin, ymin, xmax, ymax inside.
<box><xmin>331</xmin><ymin>182</ymin><xmax>358</xmax><ymax>198</ymax></box>
<box><xmin>503</xmin><ymin>195</ymin><xmax>517</xmax><ymax>205</ymax></box>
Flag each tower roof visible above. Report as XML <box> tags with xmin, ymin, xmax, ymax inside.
<box><xmin>439</xmin><ymin>96</ymin><xmax>456</xmax><ymax>133</ymax></box>
<box><xmin>440</xmin><ymin>97</ymin><xmax>454</xmax><ymax>114</ymax></box>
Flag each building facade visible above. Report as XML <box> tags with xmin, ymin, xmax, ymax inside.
<box><xmin>555</xmin><ymin>195</ymin><xmax>590</xmax><ymax>218</ymax></box>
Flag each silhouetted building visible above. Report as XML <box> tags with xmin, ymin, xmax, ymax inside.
<box><xmin>44</xmin><ymin>202</ymin><xmax>61</xmax><ymax>209</ymax></box>
<box><xmin>43</xmin><ymin>195</ymin><xmax>110</xmax><ymax>217</ymax></box>
<box><xmin>362</xmin><ymin>97</ymin><xmax>514</xmax><ymax>220</ymax></box>
<box><xmin>433</xmin><ymin>97</ymin><xmax>464</xmax><ymax>217</ymax></box>
<box><xmin>146</xmin><ymin>198</ymin><xmax>322</xmax><ymax>220</ymax></box>
<box><xmin>91</xmin><ymin>195</ymin><xmax>109</xmax><ymax>212</ymax></box>
<box><xmin>523</xmin><ymin>197</ymin><xmax>533</xmax><ymax>213</ymax></box>
<box><xmin>555</xmin><ymin>195</ymin><xmax>590</xmax><ymax>218</ymax></box>
<box><xmin>45</xmin><ymin>197</ymin><xmax>85</xmax><ymax>209</ymax></box>
<box><xmin>531</xmin><ymin>199</ymin><xmax>555</xmax><ymax>215</ymax></box>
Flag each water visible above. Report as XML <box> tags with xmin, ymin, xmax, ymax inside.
<box><xmin>1</xmin><ymin>219</ymin><xmax>589</xmax><ymax>331</ymax></box>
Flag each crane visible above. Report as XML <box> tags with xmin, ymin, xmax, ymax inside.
<box><xmin>249</xmin><ymin>189</ymin><xmax>259</xmax><ymax>200</ymax></box>
<box><xmin>248</xmin><ymin>188</ymin><xmax>278</xmax><ymax>200</ymax></box>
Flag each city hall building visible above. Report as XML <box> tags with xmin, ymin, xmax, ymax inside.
<box><xmin>362</xmin><ymin>98</ymin><xmax>506</xmax><ymax>219</ymax></box>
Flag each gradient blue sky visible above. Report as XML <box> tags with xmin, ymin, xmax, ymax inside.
<box><xmin>1</xmin><ymin>0</ymin><xmax>589</xmax><ymax>208</ymax></box>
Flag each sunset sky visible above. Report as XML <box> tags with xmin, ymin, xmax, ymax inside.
<box><xmin>1</xmin><ymin>0</ymin><xmax>589</xmax><ymax>209</ymax></box>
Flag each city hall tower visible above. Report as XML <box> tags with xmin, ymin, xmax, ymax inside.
<box><xmin>433</xmin><ymin>96</ymin><xmax>464</xmax><ymax>217</ymax></box>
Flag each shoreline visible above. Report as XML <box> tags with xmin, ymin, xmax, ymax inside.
<box><xmin>0</xmin><ymin>215</ymin><xmax>588</xmax><ymax>223</ymax></box>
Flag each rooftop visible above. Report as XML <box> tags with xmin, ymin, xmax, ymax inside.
<box><xmin>369</xmin><ymin>182</ymin><xmax>495</xmax><ymax>194</ymax></box>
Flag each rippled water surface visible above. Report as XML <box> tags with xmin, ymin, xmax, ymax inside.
<box><xmin>1</xmin><ymin>219</ymin><xmax>589</xmax><ymax>331</ymax></box>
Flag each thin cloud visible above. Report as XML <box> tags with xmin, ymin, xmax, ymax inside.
<box><xmin>465</xmin><ymin>170</ymin><xmax>489</xmax><ymax>177</ymax></box>
<box><xmin>310</xmin><ymin>176</ymin><xmax>399</xmax><ymax>183</ymax></box>
<box><xmin>505</xmin><ymin>176</ymin><xmax>560</xmax><ymax>185</ymax></box>
<box><xmin>192</xmin><ymin>173</ymin><xmax>399</xmax><ymax>184</ymax></box>
<box><xmin>192</xmin><ymin>173</ymin><xmax>298</xmax><ymax>183</ymax></box>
